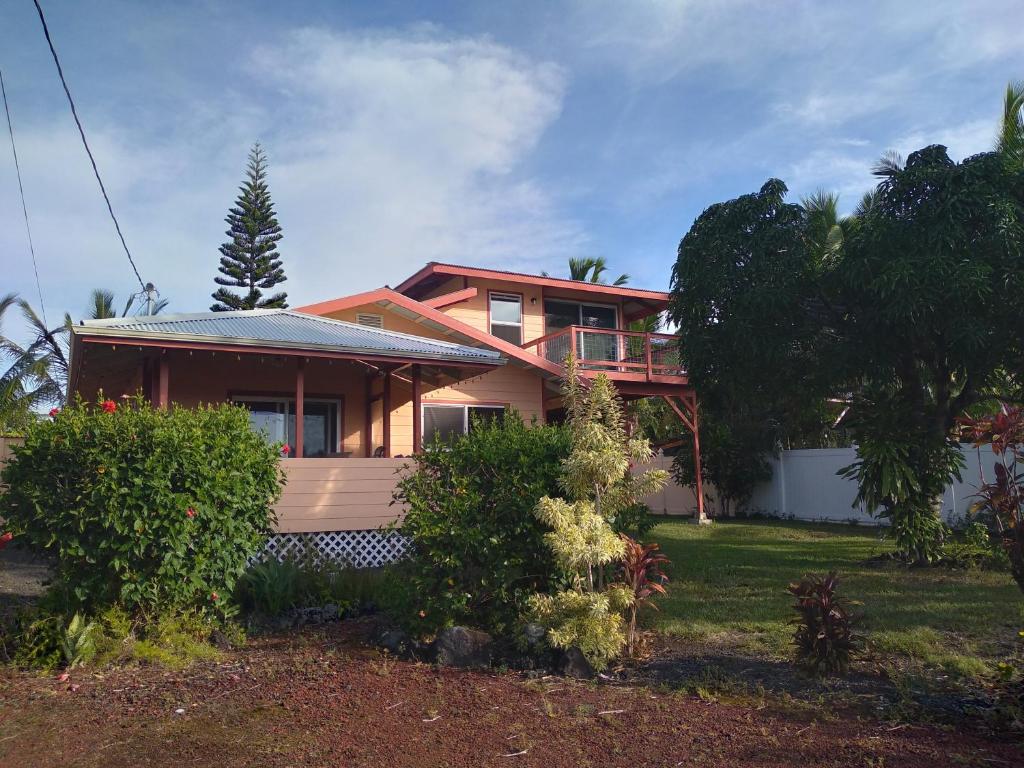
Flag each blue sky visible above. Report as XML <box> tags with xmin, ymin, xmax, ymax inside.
<box><xmin>2</xmin><ymin>1</ymin><xmax>1022</xmax><ymax>337</ymax></box>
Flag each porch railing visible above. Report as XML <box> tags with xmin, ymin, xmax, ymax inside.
<box><xmin>521</xmin><ymin>326</ymin><xmax>683</xmax><ymax>379</ymax></box>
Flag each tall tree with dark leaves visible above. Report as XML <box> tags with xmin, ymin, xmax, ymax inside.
<box><xmin>211</xmin><ymin>143</ymin><xmax>288</xmax><ymax>311</ymax></box>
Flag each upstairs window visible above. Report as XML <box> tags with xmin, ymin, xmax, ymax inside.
<box><xmin>489</xmin><ymin>292</ymin><xmax>522</xmax><ymax>344</ymax></box>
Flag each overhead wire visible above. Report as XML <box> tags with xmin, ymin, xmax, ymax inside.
<box><xmin>32</xmin><ymin>0</ymin><xmax>147</xmax><ymax>293</ymax></box>
<box><xmin>1</xmin><ymin>67</ymin><xmax>47</xmax><ymax>326</ymax></box>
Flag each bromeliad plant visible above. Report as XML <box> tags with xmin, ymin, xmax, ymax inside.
<box><xmin>528</xmin><ymin>356</ymin><xmax>669</xmax><ymax>670</ymax></box>
<box><xmin>618</xmin><ymin>534</ymin><xmax>670</xmax><ymax>657</ymax></box>
<box><xmin>961</xmin><ymin>404</ymin><xmax>1024</xmax><ymax>593</ymax></box>
<box><xmin>788</xmin><ymin>571</ymin><xmax>861</xmax><ymax>677</ymax></box>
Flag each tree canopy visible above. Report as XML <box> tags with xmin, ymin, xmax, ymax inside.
<box><xmin>669</xmin><ymin>145</ymin><xmax>1024</xmax><ymax>559</ymax></box>
<box><xmin>211</xmin><ymin>143</ymin><xmax>288</xmax><ymax>311</ymax></box>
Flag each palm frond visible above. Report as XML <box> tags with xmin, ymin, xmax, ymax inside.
<box><xmin>872</xmin><ymin>150</ymin><xmax>904</xmax><ymax>177</ymax></box>
<box><xmin>997</xmin><ymin>80</ymin><xmax>1024</xmax><ymax>167</ymax></box>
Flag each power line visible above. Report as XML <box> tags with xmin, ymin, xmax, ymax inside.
<box><xmin>32</xmin><ymin>0</ymin><xmax>146</xmax><ymax>293</ymax></box>
<box><xmin>1</xmin><ymin>67</ymin><xmax>48</xmax><ymax>327</ymax></box>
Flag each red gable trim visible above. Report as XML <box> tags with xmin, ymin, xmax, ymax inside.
<box><xmin>422</xmin><ymin>286</ymin><xmax>478</xmax><ymax>309</ymax></box>
<box><xmin>395</xmin><ymin>262</ymin><xmax>670</xmax><ymax>302</ymax></box>
<box><xmin>295</xmin><ymin>288</ymin><xmax>564</xmax><ymax>376</ymax></box>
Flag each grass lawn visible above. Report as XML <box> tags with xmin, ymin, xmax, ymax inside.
<box><xmin>650</xmin><ymin>518</ymin><xmax>1024</xmax><ymax>681</ymax></box>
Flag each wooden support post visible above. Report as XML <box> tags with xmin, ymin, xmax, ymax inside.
<box><xmin>363</xmin><ymin>375</ymin><xmax>373</xmax><ymax>458</ymax></box>
<box><xmin>569</xmin><ymin>326</ymin><xmax>577</xmax><ymax>360</ymax></box>
<box><xmin>645</xmin><ymin>334</ymin><xmax>653</xmax><ymax>381</ymax></box>
<box><xmin>382</xmin><ymin>369</ymin><xmax>392</xmax><ymax>458</ymax></box>
<box><xmin>157</xmin><ymin>353</ymin><xmax>169</xmax><ymax>410</ymax></box>
<box><xmin>294</xmin><ymin>358</ymin><xmax>305</xmax><ymax>458</ymax></box>
<box><xmin>412</xmin><ymin>364</ymin><xmax>422</xmax><ymax>453</ymax></box>
<box><xmin>687</xmin><ymin>392</ymin><xmax>710</xmax><ymax>525</ymax></box>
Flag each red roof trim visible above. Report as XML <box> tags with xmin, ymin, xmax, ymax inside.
<box><xmin>296</xmin><ymin>288</ymin><xmax>564</xmax><ymax>376</ymax></box>
<box><xmin>422</xmin><ymin>286</ymin><xmax>478</xmax><ymax>309</ymax></box>
<box><xmin>395</xmin><ymin>262</ymin><xmax>669</xmax><ymax>302</ymax></box>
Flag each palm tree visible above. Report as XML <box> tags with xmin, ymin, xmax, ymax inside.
<box><xmin>568</xmin><ymin>256</ymin><xmax>629</xmax><ymax>286</ymax></box>
<box><xmin>543</xmin><ymin>257</ymin><xmax>629</xmax><ymax>286</ymax></box>
<box><xmin>802</xmin><ymin>190</ymin><xmax>848</xmax><ymax>253</ymax></box>
<box><xmin>997</xmin><ymin>80</ymin><xmax>1024</xmax><ymax>167</ymax></box>
<box><xmin>0</xmin><ymin>289</ymin><xmax>169</xmax><ymax>414</ymax></box>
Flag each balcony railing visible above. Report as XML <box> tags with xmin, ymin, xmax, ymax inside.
<box><xmin>521</xmin><ymin>326</ymin><xmax>684</xmax><ymax>380</ymax></box>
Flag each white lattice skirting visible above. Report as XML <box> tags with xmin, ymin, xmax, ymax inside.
<box><xmin>263</xmin><ymin>531</ymin><xmax>409</xmax><ymax>569</ymax></box>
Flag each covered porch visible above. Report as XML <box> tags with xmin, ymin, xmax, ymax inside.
<box><xmin>69</xmin><ymin>311</ymin><xmax>506</xmax><ymax>540</ymax></box>
<box><xmin>70</xmin><ymin>309</ymin><xmax>506</xmax><ymax>461</ymax></box>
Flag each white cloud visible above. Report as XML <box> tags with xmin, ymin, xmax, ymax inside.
<box><xmin>0</xmin><ymin>23</ymin><xmax>584</xmax><ymax>340</ymax></box>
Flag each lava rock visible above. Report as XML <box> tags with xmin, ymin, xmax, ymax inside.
<box><xmin>560</xmin><ymin>646</ymin><xmax>595</xmax><ymax>679</ymax></box>
<box><xmin>322</xmin><ymin>604</ymin><xmax>341</xmax><ymax>622</ymax></box>
<box><xmin>522</xmin><ymin>623</ymin><xmax>547</xmax><ymax>647</ymax></box>
<box><xmin>435</xmin><ymin>627</ymin><xmax>493</xmax><ymax>668</ymax></box>
<box><xmin>377</xmin><ymin>628</ymin><xmax>408</xmax><ymax>654</ymax></box>
<box><xmin>209</xmin><ymin>629</ymin><xmax>233</xmax><ymax>650</ymax></box>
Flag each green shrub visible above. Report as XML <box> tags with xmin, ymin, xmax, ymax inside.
<box><xmin>611</xmin><ymin>502</ymin><xmax>657</xmax><ymax>540</ymax></box>
<box><xmin>389</xmin><ymin>410</ymin><xmax>570</xmax><ymax>636</ymax></box>
<box><xmin>0</xmin><ymin>395</ymin><xmax>282</xmax><ymax>616</ymax></box>
<box><xmin>526</xmin><ymin>586</ymin><xmax>633</xmax><ymax>671</ymax></box>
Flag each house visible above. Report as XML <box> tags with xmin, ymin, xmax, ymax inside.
<box><xmin>69</xmin><ymin>263</ymin><xmax>704</xmax><ymax>565</ymax></box>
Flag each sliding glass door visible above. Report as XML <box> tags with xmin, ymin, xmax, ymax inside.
<box><xmin>543</xmin><ymin>299</ymin><xmax>618</xmax><ymax>364</ymax></box>
<box><xmin>235</xmin><ymin>397</ymin><xmax>341</xmax><ymax>457</ymax></box>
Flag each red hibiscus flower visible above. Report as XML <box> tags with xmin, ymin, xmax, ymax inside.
<box><xmin>0</xmin><ymin>532</ymin><xmax>13</xmax><ymax>549</ymax></box>
<box><xmin>101</xmin><ymin>400</ymin><xmax>117</xmax><ymax>413</ymax></box>
<box><xmin>210</xmin><ymin>592</ymin><xmax>219</xmax><ymax>601</ymax></box>
<box><xmin>186</xmin><ymin>508</ymin><xmax>195</xmax><ymax>519</ymax></box>
<box><xmin>49</xmin><ymin>408</ymin><xmax>60</xmax><ymax>418</ymax></box>
<box><xmin>281</xmin><ymin>444</ymin><xmax>291</xmax><ymax>456</ymax></box>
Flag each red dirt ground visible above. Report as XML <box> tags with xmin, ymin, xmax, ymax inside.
<box><xmin>1</xmin><ymin>622</ymin><xmax>1021</xmax><ymax>768</ymax></box>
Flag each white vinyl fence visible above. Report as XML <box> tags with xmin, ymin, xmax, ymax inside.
<box><xmin>641</xmin><ymin>445</ymin><xmax>998</xmax><ymax>526</ymax></box>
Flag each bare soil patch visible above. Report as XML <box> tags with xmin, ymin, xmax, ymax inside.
<box><xmin>1</xmin><ymin>621</ymin><xmax>1019</xmax><ymax>768</ymax></box>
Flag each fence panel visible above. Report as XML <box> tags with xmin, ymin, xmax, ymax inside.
<box><xmin>641</xmin><ymin>444</ymin><xmax>998</xmax><ymax>525</ymax></box>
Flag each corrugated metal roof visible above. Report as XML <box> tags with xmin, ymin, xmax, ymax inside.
<box><xmin>73</xmin><ymin>309</ymin><xmax>503</xmax><ymax>364</ymax></box>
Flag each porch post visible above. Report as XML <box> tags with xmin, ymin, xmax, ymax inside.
<box><xmin>363</xmin><ymin>375</ymin><xmax>373</xmax><ymax>458</ymax></box>
<box><xmin>157</xmin><ymin>353</ymin><xmax>169</xmax><ymax>410</ymax></box>
<box><xmin>294</xmin><ymin>358</ymin><xmax>305</xmax><ymax>458</ymax></box>
<box><xmin>382</xmin><ymin>369</ymin><xmax>392</xmax><ymax>458</ymax></box>
<box><xmin>412</xmin><ymin>364</ymin><xmax>422</xmax><ymax>453</ymax></box>
<box><xmin>689</xmin><ymin>392</ymin><xmax>709</xmax><ymax>524</ymax></box>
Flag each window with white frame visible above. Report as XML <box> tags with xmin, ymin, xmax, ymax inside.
<box><xmin>489</xmin><ymin>293</ymin><xmax>523</xmax><ymax>344</ymax></box>
<box><xmin>422</xmin><ymin>403</ymin><xmax>505</xmax><ymax>446</ymax></box>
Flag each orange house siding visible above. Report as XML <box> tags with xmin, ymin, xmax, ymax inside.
<box><xmin>320</xmin><ymin>293</ymin><xmax>550</xmax><ymax>451</ymax></box>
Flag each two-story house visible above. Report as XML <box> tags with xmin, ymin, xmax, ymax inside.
<box><xmin>69</xmin><ymin>262</ymin><xmax>704</xmax><ymax>563</ymax></box>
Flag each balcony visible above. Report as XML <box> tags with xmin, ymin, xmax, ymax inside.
<box><xmin>521</xmin><ymin>326</ymin><xmax>685</xmax><ymax>383</ymax></box>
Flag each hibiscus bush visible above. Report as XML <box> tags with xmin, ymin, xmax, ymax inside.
<box><xmin>0</xmin><ymin>395</ymin><xmax>282</xmax><ymax>616</ymax></box>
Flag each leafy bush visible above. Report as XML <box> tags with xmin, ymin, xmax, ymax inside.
<box><xmin>961</xmin><ymin>405</ymin><xmax>1024</xmax><ymax>593</ymax></box>
<box><xmin>0</xmin><ymin>395</ymin><xmax>282</xmax><ymax>615</ymax></box>
<box><xmin>788</xmin><ymin>571</ymin><xmax>862</xmax><ymax>676</ymax></box>
<box><xmin>526</xmin><ymin>586</ymin><xmax>632</xmax><ymax>671</ymax></box>
<box><xmin>389</xmin><ymin>410</ymin><xmax>570</xmax><ymax>636</ymax></box>
<box><xmin>527</xmin><ymin>359</ymin><xmax>668</xmax><ymax>670</ymax></box>
<box><xmin>610</xmin><ymin>502</ymin><xmax>657</xmax><ymax>540</ymax></box>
